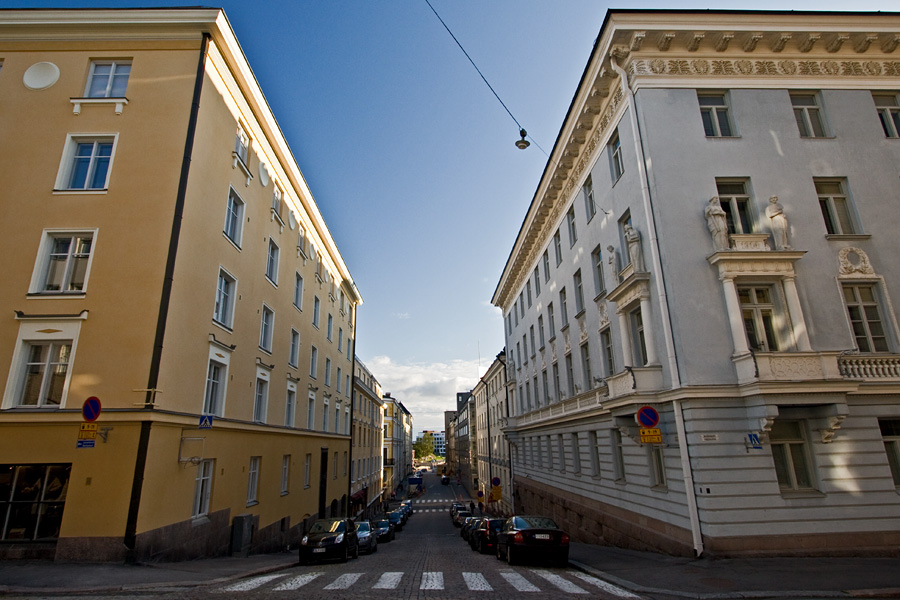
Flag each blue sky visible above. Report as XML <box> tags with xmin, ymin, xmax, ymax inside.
<box><xmin>9</xmin><ymin>0</ymin><xmax>897</xmax><ymax>432</ymax></box>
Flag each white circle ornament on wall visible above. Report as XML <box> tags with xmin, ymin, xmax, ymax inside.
<box><xmin>288</xmin><ymin>211</ymin><xmax>297</xmax><ymax>230</ymax></box>
<box><xmin>23</xmin><ymin>62</ymin><xmax>60</xmax><ymax>90</ymax></box>
<box><xmin>258</xmin><ymin>162</ymin><xmax>270</xmax><ymax>187</ymax></box>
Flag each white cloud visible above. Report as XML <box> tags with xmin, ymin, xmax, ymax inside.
<box><xmin>367</xmin><ymin>355</ymin><xmax>489</xmax><ymax>433</ymax></box>
<box><xmin>391</xmin><ymin>312</ymin><xmax>411</xmax><ymax>320</ymax></box>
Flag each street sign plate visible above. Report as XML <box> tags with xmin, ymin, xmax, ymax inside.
<box><xmin>82</xmin><ymin>397</ymin><xmax>101</xmax><ymax>422</ymax></box>
<box><xmin>640</xmin><ymin>428</ymin><xmax>663</xmax><ymax>444</ymax></box>
<box><xmin>76</xmin><ymin>439</ymin><xmax>95</xmax><ymax>449</ymax></box>
<box><xmin>635</xmin><ymin>406</ymin><xmax>660</xmax><ymax>428</ymax></box>
<box><xmin>199</xmin><ymin>415</ymin><xmax>214</xmax><ymax>429</ymax></box>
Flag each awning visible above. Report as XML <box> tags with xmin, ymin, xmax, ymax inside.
<box><xmin>350</xmin><ymin>487</ymin><xmax>367</xmax><ymax>502</ymax></box>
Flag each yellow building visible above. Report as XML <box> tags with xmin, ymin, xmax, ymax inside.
<box><xmin>350</xmin><ymin>357</ymin><xmax>384</xmax><ymax>518</ymax></box>
<box><xmin>0</xmin><ymin>8</ymin><xmax>361</xmax><ymax>562</ymax></box>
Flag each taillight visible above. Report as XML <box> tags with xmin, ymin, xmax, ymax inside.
<box><xmin>561</xmin><ymin>533</ymin><xmax>570</xmax><ymax>544</ymax></box>
<box><xmin>513</xmin><ymin>532</ymin><xmax>524</xmax><ymax>543</ymax></box>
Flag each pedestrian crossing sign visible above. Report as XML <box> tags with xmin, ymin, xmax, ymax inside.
<box><xmin>199</xmin><ymin>415</ymin><xmax>214</xmax><ymax>429</ymax></box>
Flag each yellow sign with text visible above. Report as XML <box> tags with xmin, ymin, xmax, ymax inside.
<box><xmin>640</xmin><ymin>427</ymin><xmax>662</xmax><ymax>444</ymax></box>
<box><xmin>79</xmin><ymin>422</ymin><xmax>98</xmax><ymax>440</ymax></box>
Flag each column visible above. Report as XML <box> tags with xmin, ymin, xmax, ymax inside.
<box><xmin>618</xmin><ymin>310</ymin><xmax>634</xmax><ymax>368</ymax></box>
<box><xmin>782</xmin><ymin>276</ymin><xmax>812</xmax><ymax>351</ymax></box>
<box><xmin>639</xmin><ymin>294</ymin><xmax>659</xmax><ymax>365</ymax></box>
<box><xmin>721</xmin><ymin>276</ymin><xmax>750</xmax><ymax>355</ymax></box>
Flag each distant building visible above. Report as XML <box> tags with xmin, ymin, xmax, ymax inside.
<box><xmin>472</xmin><ymin>350</ymin><xmax>512</xmax><ymax>515</ymax></box>
<box><xmin>351</xmin><ymin>357</ymin><xmax>384</xmax><ymax>519</ymax></box>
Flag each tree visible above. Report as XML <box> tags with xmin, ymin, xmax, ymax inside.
<box><xmin>413</xmin><ymin>432</ymin><xmax>435</xmax><ymax>459</ymax></box>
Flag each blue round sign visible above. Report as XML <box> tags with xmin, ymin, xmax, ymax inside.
<box><xmin>635</xmin><ymin>406</ymin><xmax>659</xmax><ymax>428</ymax></box>
<box><xmin>82</xmin><ymin>397</ymin><xmax>102</xmax><ymax>422</ymax></box>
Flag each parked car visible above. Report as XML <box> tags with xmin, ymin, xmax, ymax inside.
<box><xmin>400</xmin><ymin>499</ymin><xmax>413</xmax><ymax>516</ymax></box>
<box><xmin>441</xmin><ymin>475</ymin><xmax>450</xmax><ymax>485</ymax></box>
<box><xmin>495</xmin><ymin>515</ymin><xmax>569</xmax><ymax>566</ymax></box>
<box><xmin>372</xmin><ymin>518</ymin><xmax>395</xmax><ymax>542</ymax></box>
<box><xmin>461</xmin><ymin>516</ymin><xmax>480</xmax><ymax>541</ymax></box>
<box><xmin>453</xmin><ymin>510</ymin><xmax>472</xmax><ymax>527</ymax></box>
<box><xmin>357</xmin><ymin>521</ymin><xmax>378</xmax><ymax>554</ymax></box>
<box><xmin>299</xmin><ymin>518</ymin><xmax>359</xmax><ymax>564</ymax></box>
<box><xmin>470</xmin><ymin>518</ymin><xmax>504</xmax><ymax>554</ymax></box>
<box><xmin>397</xmin><ymin>503</ymin><xmax>410</xmax><ymax>523</ymax></box>
<box><xmin>387</xmin><ymin>510</ymin><xmax>404</xmax><ymax>532</ymax></box>
<box><xmin>450</xmin><ymin>502</ymin><xmax>465</xmax><ymax>517</ymax></box>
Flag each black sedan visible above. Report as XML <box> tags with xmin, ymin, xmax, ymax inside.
<box><xmin>470</xmin><ymin>517</ymin><xmax>504</xmax><ymax>554</ymax></box>
<box><xmin>387</xmin><ymin>509</ymin><xmax>404</xmax><ymax>532</ymax></box>
<box><xmin>299</xmin><ymin>518</ymin><xmax>359</xmax><ymax>564</ymax></box>
<box><xmin>495</xmin><ymin>515</ymin><xmax>569</xmax><ymax>566</ymax></box>
<box><xmin>372</xmin><ymin>518</ymin><xmax>395</xmax><ymax>542</ymax></box>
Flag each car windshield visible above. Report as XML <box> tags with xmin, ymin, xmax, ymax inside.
<box><xmin>375</xmin><ymin>519</ymin><xmax>389</xmax><ymax>527</ymax></box>
<box><xmin>488</xmin><ymin>519</ymin><xmax>504</xmax><ymax>531</ymax></box>
<box><xmin>357</xmin><ymin>522</ymin><xmax>371</xmax><ymax>533</ymax></box>
<box><xmin>309</xmin><ymin>519</ymin><xmax>345</xmax><ymax>534</ymax></box>
<box><xmin>514</xmin><ymin>516</ymin><xmax>558</xmax><ymax>529</ymax></box>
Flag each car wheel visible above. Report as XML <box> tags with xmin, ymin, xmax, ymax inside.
<box><xmin>340</xmin><ymin>545</ymin><xmax>349</xmax><ymax>563</ymax></box>
<box><xmin>353</xmin><ymin>543</ymin><xmax>360</xmax><ymax>559</ymax></box>
<box><xmin>506</xmin><ymin>545</ymin><xmax>516</xmax><ymax>566</ymax></box>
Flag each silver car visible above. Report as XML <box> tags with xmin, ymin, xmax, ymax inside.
<box><xmin>357</xmin><ymin>521</ymin><xmax>378</xmax><ymax>554</ymax></box>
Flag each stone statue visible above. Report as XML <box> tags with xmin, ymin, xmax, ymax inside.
<box><xmin>624</xmin><ymin>224</ymin><xmax>644</xmax><ymax>271</ymax></box>
<box><xmin>607</xmin><ymin>245</ymin><xmax>620</xmax><ymax>284</ymax></box>
<box><xmin>705</xmin><ymin>196</ymin><xmax>730</xmax><ymax>251</ymax></box>
<box><xmin>766</xmin><ymin>195</ymin><xmax>791</xmax><ymax>250</ymax></box>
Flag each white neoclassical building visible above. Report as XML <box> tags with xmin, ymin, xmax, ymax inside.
<box><xmin>492</xmin><ymin>9</ymin><xmax>900</xmax><ymax>557</ymax></box>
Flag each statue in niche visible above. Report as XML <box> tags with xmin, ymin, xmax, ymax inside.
<box><xmin>607</xmin><ymin>245</ymin><xmax>620</xmax><ymax>284</ymax></box>
<box><xmin>624</xmin><ymin>224</ymin><xmax>644</xmax><ymax>271</ymax></box>
<box><xmin>766</xmin><ymin>195</ymin><xmax>791</xmax><ymax>250</ymax></box>
<box><xmin>705</xmin><ymin>196</ymin><xmax>730</xmax><ymax>251</ymax></box>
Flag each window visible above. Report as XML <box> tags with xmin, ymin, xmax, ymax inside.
<box><xmin>574</xmin><ymin>270</ymin><xmax>585</xmax><ymax>314</ymax></box>
<box><xmin>224</xmin><ymin>188</ymin><xmax>245</xmax><ymax>246</ymax></box>
<box><xmin>698</xmin><ymin>92</ymin><xmax>734</xmax><ymax>137</ymax></box>
<box><xmin>307</xmin><ymin>392</ymin><xmax>316</xmax><ymax>428</ymax></box>
<box><xmin>521</xmin><ymin>335</ymin><xmax>527</xmax><ymax>363</ymax></box>
<box><xmin>542</xmin><ymin>250</ymin><xmax>550</xmax><ymax>282</ymax></box>
<box><xmin>770</xmin><ymin>419</ymin><xmax>814</xmax><ymax>491</ymax></box>
<box><xmin>203</xmin><ymin>359</ymin><xmax>226</xmax><ymax>416</ymax></box>
<box><xmin>309</xmin><ymin>346</ymin><xmax>318</xmax><ymax>378</ymax></box>
<box><xmin>259</xmin><ymin>305</ymin><xmax>274</xmax><ymax>352</ymax></box>
<box><xmin>281</xmin><ymin>455</ymin><xmax>291</xmax><ymax>495</ymax></box>
<box><xmin>325</xmin><ymin>358</ymin><xmax>332</xmax><ymax>387</ymax></box>
<box><xmin>591</xmin><ymin>246</ymin><xmax>605</xmax><ymax>296</ymax></box>
<box><xmin>565</xmin><ymin>354</ymin><xmax>575</xmax><ymax>398</ymax></box>
<box><xmin>588</xmin><ymin>431</ymin><xmax>601</xmax><ymax>477</ymax></box>
<box><xmin>738</xmin><ymin>286</ymin><xmax>779</xmax><ymax>352</ymax></box>
<box><xmin>323</xmin><ymin>398</ymin><xmax>329</xmax><ymax>430</ymax></box>
<box><xmin>313</xmin><ymin>296</ymin><xmax>320</xmax><ymax>328</ymax></box>
<box><xmin>234</xmin><ymin>124</ymin><xmax>250</xmax><ymax>165</ymax></box>
<box><xmin>526</xmin><ymin>281</ymin><xmax>533</xmax><ymax>307</ymax></box>
<box><xmin>529</xmin><ymin>326</ymin><xmax>536</xmax><ymax>356</ymax></box>
<box><xmin>601</xmin><ymin>329</ymin><xmax>615</xmax><ymax>377</ymax></box>
<box><xmin>289</xmin><ymin>329</ymin><xmax>300</xmax><ymax>367</ymax></box>
<box><xmin>214</xmin><ymin>269</ymin><xmax>236</xmax><ymax>327</ymax></box>
<box><xmin>333</xmin><ymin>451</ymin><xmax>339</xmax><ymax>479</ymax></box>
<box><xmin>611</xmin><ymin>428</ymin><xmax>626</xmax><ymax>481</ymax></box>
<box><xmin>650</xmin><ymin>446</ymin><xmax>667</xmax><ymax>488</ymax></box>
<box><xmin>843</xmin><ymin>284</ymin><xmax>889</xmax><ymax>353</ymax></box>
<box><xmin>59</xmin><ymin>137</ymin><xmax>115</xmax><ymax>191</ymax></box>
<box><xmin>566</xmin><ymin>206</ymin><xmax>577</xmax><ymax>247</ymax></box>
<box><xmin>559</xmin><ymin>288</ymin><xmax>569</xmax><ymax>328</ymax></box>
<box><xmin>880</xmin><ymin>419</ymin><xmax>900</xmax><ymax>488</ymax></box>
<box><xmin>247</xmin><ymin>456</ymin><xmax>260</xmax><ymax>505</ymax></box>
<box><xmin>791</xmin><ymin>92</ymin><xmax>827</xmax><ymax>138</ymax></box>
<box><xmin>338</xmin><ymin>328</ymin><xmax>343</xmax><ymax>352</ymax></box>
<box><xmin>304</xmin><ymin>453</ymin><xmax>312</xmax><ymax>487</ymax></box>
<box><xmin>17</xmin><ymin>342</ymin><xmax>71</xmax><ymax>408</ymax></box>
<box><xmin>193</xmin><ymin>460</ymin><xmax>213</xmax><ymax>518</ymax></box>
<box><xmin>538</xmin><ymin>315</ymin><xmax>545</xmax><ymax>348</ymax></box>
<box><xmin>253</xmin><ymin>377</ymin><xmax>268</xmax><ymax>423</ymax></box>
<box><xmin>327</xmin><ymin>314</ymin><xmax>333</xmax><ymax>341</ymax></box>
<box><xmin>583</xmin><ymin>175</ymin><xmax>596</xmax><ymax>221</ymax></box>
<box><xmin>533</xmin><ymin>267</ymin><xmax>541</xmax><ymax>296</ymax></box>
<box><xmin>85</xmin><ymin>60</ymin><xmax>131</xmax><ymax>97</ymax></box>
<box><xmin>548</xmin><ymin>303</ymin><xmax>556</xmax><ymax>339</ymax></box>
<box><xmin>553</xmin><ymin>230</ymin><xmax>562</xmax><ymax>266</ymax></box>
<box><xmin>631</xmin><ymin>307</ymin><xmax>648</xmax><ymax>365</ymax></box>
<box><xmin>285</xmin><ymin>387</ymin><xmax>296</xmax><ymax>427</ymax></box>
<box><xmin>272</xmin><ymin>184</ymin><xmax>283</xmax><ymax>220</ymax></box>
<box><xmin>541</xmin><ymin>369</ymin><xmax>549</xmax><ymax>406</ymax></box>
<box><xmin>581</xmin><ymin>342</ymin><xmax>593</xmax><ymax>391</ymax></box>
<box><xmin>265</xmin><ymin>239</ymin><xmax>279</xmax><ymax>284</ymax></box>
<box><xmin>609</xmin><ymin>129</ymin><xmax>624</xmax><ymax>182</ymax></box>
<box><xmin>519</xmin><ymin>293</ymin><xmax>525</xmax><ymax>318</ymax></box>
<box><xmin>816</xmin><ymin>179</ymin><xmax>857</xmax><ymax>235</ymax></box>
<box><xmin>37</xmin><ymin>233</ymin><xmax>94</xmax><ymax>294</ymax></box>
<box><xmin>716</xmin><ymin>181</ymin><xmax>753</xmax><ymax>234</ymax></box>
<box><xmin>874</xmin><ymin>92</ymin><xmax>900</xmax><ymax>138</ymax></box>
<box><xmin>336</xmin><ymin>367</ymin><xmax>342</xmax><ymax>394</ymax></box>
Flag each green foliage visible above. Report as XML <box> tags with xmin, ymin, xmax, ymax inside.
<box><xmin>413</xmin><ymin>432</ymin><xmax>435</xmax><ymax>458</ymax></box>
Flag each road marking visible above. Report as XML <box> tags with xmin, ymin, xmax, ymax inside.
<box><xmin>221</xmin><ymin>574</ymin><xmax>287</xmax><ymax>591</ymax></box>
<box><xmin>324</xmin><ymin>573</ymin><xmax>364</xmax><ymax>590</ymax></box>
<box><xmin>499</xmin><ymin>570</ymin><xmax>541</xmax><ymax>592</ymax></box>
<box><xmin>273</xmin><ymin>572</ymin><xmax>323</xmax><ymax>591</ymax></box>
<box><xmin>570</xmin><ymin>571</ymin><xmax>643</xmax><ymax>598</ymax></box>
<box><xmin>531</xmin><ymin>569</ymin><xmax>588</xmax><ymax>594</ymax></box>
<box><xmin>372</xmin><ymin>572</ymin><xmax>404</xmax><ymax>589</ymax></box>
<box><xmin>462</xmin><ymin>572</ymin><xmax>493</xmax><ymax>591</ymax></box>
<box><xmin>420</xmin><ymin>571</ymin><xmax>444</xmax><ymax>590</ymax></box>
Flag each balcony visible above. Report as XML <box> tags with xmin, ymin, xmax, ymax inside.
<box><xmin>839</xmin><ymin>354</ymin><xmax>900</xmax><ymax>380</ymax></box>
<box><xmin>606</xmin><ymin>364</ymin><xmax>663</xmax><ymax>399</ymax></box>
<box><xmin>505</xmin><ymin>387</ymin><xmax>606</xmax><ymax>429</ymax></box>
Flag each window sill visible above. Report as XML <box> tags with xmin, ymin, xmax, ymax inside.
<box><xmin>223</xmin><ymin>232</ymin><xmax>242</xmax><ymax>251</ymax></box>
<box><xmin>191</xmin><ymin>516</ymin><xmax>211</xmax><ymax>527</ymax></box>
<box><xmin>52</xmin><ymin>189</ymin><xmax>108</xmax><ymax>195</ymax></box>
<box><xmin>593</xmin><ymin>291</ymin><xmax>607</xmax><ymax>302</ymax></box>
<box><xmin>779</xmin><ymin>489</ymin><xmax>826</xmax><ymax>499</ymax></box>
<box><xmin>265</xmin><ymin>275</ymin><xmax>278</xmax><ymax>288</ymax></box>
<box><xmin>71</xmin><ymin>96</ymin><xmax>128</xmax><ymax>115</ymax></box>
<box><xmin>246</xmin><ymin>500</ymin><xmax>259</xmax><ymax>508</ymax></box>
<box><xmin>232</xmin><ymin>152</ymin><xmax>253</xmax><ymax>186</ymax></box>
<box><xmin>258</xmin><ymin>346</ymin><xmax>273</xmax><ymax>355</ymax></box>
<box><xmin>548</xmin><ymin>335</ymin><xmax>557</xmax><ymax>344</ymax></box>
<box><xmin>281</xmin><ymin>491</ymin><xmax>289</xmax><ymax>497</ymax></box>
<box><xmin>212</xmin><ymin>319</ymin><xmax>233</xmax><ymax>334</ymax></box>
<box><xmin>651</xmin><ymin>485</ymin><xmax>669</xmax><ymax>493</ymax></box>
<box><xmin>574</xmin><ymin>310</ymin><xmax>586</xmax><ymax>319</ymax></box>
<box><xmin>798</xmin><ymin>135</ymin><xmax>836</xmax><ymax>140</ymax></box>
<box><xmin>704</xmin><ymin>134</ymin><xmax>740</xmax><ymax>139</ymax></box>
<box><xmin>825</xmin><ymin>234</ymin><xmax>871</xmax><ymax>241</ymax></box>
<box><xmin>26</xmin><ymin>292</ymin><xmax>86</xmax><ymax>299</ymax></box>
<box><xmin>560</xmin><ymin>323</ymin><xmax>570</xmax><ymax>333</ymax></box>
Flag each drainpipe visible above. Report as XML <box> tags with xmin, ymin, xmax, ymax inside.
<box><xmin>609</xmin><ymin>53</ymin><xmax>703</xmax><ymax>557</ymax></box>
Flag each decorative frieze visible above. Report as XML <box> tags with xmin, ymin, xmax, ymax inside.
<box><xmin>631</xmin><ymin>57</ymin><xmax>900</xmax><ymax>78</ymax></box>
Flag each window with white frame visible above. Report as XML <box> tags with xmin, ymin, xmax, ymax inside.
<box><xmin>874</xmin><ymin>92</ymin><xmax>900</xmax><ymax>138</ymax></box>
<box><xmin>609</xmin><ymin>129</ymin><xmax>624</xmax><ymax>182</ymax></box>
<box><xmin>85</xmin><ymin>60</ymin><xmax>131</xmax><ymax>97</ymax></box>
<box><xmin>581</xmin><ymin>342</ymin><xmax>593</xmax><ymax>391</ymax></box>
<box><xmin>246</xmin><ymin>456</ymin><xmax>261</xmax><ymax>505</ymax></box>
<box><xmin>649</xmin><ymin>445</ymin><xmax>667</xmax><ymax>489</ymax></box>
<box><xmin>541</xmin><ymin>369</ymin><xmax>549</xmax><ymax>406</ymax></box>
<box><xmin>57</xmin><ymin>136</ymin><xmax>116</xmax><ymax>191</ymax></box>
<box><xmin>224</xmin><ymin>188</ymin><xmax>245</xmax><ymax>246</ymax></box>
<box><xmin>769</xmin><ymin>419</ymin><xmax>815</xmax><ymax>491</ymax></box>
<box><xmin>338</xmin><ymin>328</ymin><xmax>344</xmax><ymax>353</ymax></box>
<box><xmin>289</xmin><ymin>329</ymin><xmax>300</xmax><ymax>367</ymax></box>
<box><xmin>336</xmin><ymin>367</ymin><xmax>343</xmax><ymax>394</ymax></box>
<box><xmin>325</xmin><ymin>358</ymin><xmax>332</xmax><ymax>387</ymax></box>
<box><xmin>265</xmin><ymin>239</ymin><xmax>279</xmax><ymax>284</ymax></box>
<box><xmin>611</xmin><ymin>428</ymin><xmax>626</xmax><ymax>481</ymax></box>
<box><xmin>327</xmin><ymin>314</ymin><xmax>333</xmax><ymax>341</ymax></box>
<box><xmin>880</xmin><ymin>419</ymin><xmax>900</xmax><ymax>488</ymax></box>
<box><xmin>553</xmin><ymin>230</ymin><xmax>562</xmax><ymax>266</ymax></box>
<box><xmin>253</xmin><ymin>376</ymin><xmax>268</xmax><ymax>423</ymax></box>
<box><xmin>214</xmin><ymin>268</ymin><xmax>236</xmax><ymax>328</ymax></box>
<box><xmin>843</xmin><ymin>284</ymin><xmax>890</xmax><ymax>353</ymax></box>
<box><xmin>17</xmin><ymin>342</ymin><xmax>72</xmax><ymax>408</ymax></box>
<box><xmin>323</xmin><ymin>397</ymin><xmax>329</xmax><ymax>431</ymax></box>
<box><xmin>564</xmin><ymin>353</ymin><xmax>575</xmax><ymax>398</ymax></box>
<box><xmin>791</xmin><ymin>92</ymin><xmax>827</xmax><ymax>138</ymax></box>
<box><xmin>272</xmin><ymin>183</ymin><xmax>283</xmax><ymax>219</ymax></box>
<box><xmin>234</xmin><ymin>124</ymin><xmax>250</xmax><ymax>165</ymax></box>
<box><xmin>307</xmin><ymin>392</ymin><xmax>316</xmax><ymax>429</ymax></box>
<box><xmin>583</xmin><ymin>175</ymin><xmax>596</xmax><ymax>221</ymax></box>
<box><xmin>548</xmin><ymin>303</ymin><xmax>556</xmax><ymax>339</ymax></box>
<box><xmin>698</xmin><ymin>91</ymin><xmax>734</xmax><ymax>137</ymax></box>
<box><xmin>259</xmin><ymin>305</ymin><xmax>274</xmax><ymax>352</ymax></box>
<box><xmin>574</xmin><ymin>270</ymin><xmax>585</xmax><ymax>314</ymax></box>
<box><xmin>534</xmin><ymin>267</ymin><xmax>541</xmax><ymax>296</ymax></box>
<box><xmin>738</xmin><ymin>286</ymin><xmax>780</xmax><ymax>352</ymax></box>
<box><xmin>285</xmin><ymin>386</ymin><xmax>296</xmax><ymax>427</ymax></box>
<box><xmin>309</xmin><ymin>346</ymin><xmax>318</xmax><ymax>379</ymax></box>
<box><xmin>529</xmin><ymin>326</ymin><xmax>536</xmax><ymax>357</ymax></box>
<box><xmin>304</xmin><ymin>453</ymin><xmax>311</xmax><ymax>487</ymax></box>
<box><xmin>716</xmin><ymin>180</ymin><xmax>753</xmax><ymax>234</ymax></box>
<box><xmin>631</xmin><ymin>307</ymin><xmax>648</xmax><ymax>365</ymax></box>
<box><xmin>281</xmin><ymin>454</ymin><xmax>291</xmax><ymax>495</ymax></box>
<box><xmin>559</xmin><ymin>288</ymin><xmax>569</xmax><ymax>328</ymax></box>
<box><xmin>192</xmin><ymin>459</ymin><xmax>214</xmax><ymax>518</ymax></box>
<box><xmin>203</xmin><ymin>359</ymin><xmax>226</xmax><ymax>416</ymax></box>
<box><xmin>601</xmin><ymin>328</ymin><xmax>615</xmax><ymax>377</ymax></box>
<box><xmin>538</xmin><ymin>315</ymin><xmax>545</xmax><ymax>348</ymax></box>
<box><xmin>591</xmin><ymin>246</ymin><xmax>605</xmax><ymax>296</ymax></box>
<box><xmin>815</xmin><ymin>179</ymin><xmax>857</xmax><ymax>235</ymax></box>
<box><xmin>566</xmin><ymin>206</ymin><xmax>577</xmax><ymax>247</ymax></box>
<box><xmin>334</xmin><ymin>403</ymin><xmax>340</xmax><ymax>433</ymax></box>
<box><xmin>313</xmin><ymin>296</ymin><xmax>320</xmax><ymax>328</ymax></box>
<box><xmin>293</xmin><ymin>273</ymin><xmax>303</xmax><ymax>310</ymax></box>
<box><xmin>543</xmin><ymin>250</ymin><xmax>550</xmax><ymax>282</ymax></box>
<box><xmin>33</xmin><ymin>232</ymin><xmax>94</xmax><ymax>294</ymax></box>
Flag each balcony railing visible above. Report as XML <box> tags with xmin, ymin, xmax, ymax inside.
<box><xmin>839</xmin><ymin>354</ymin><xmax>900</xmax><ymax>380</ymax></box>
<box><xmin>505</xmin><ymin>387</ymin><xmax>606</xmax><ymax>429</ymax></box>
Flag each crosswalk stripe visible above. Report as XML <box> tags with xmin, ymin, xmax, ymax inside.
<box><xmin>372</xmin><ymin>572</ymin><xmax>404</xmax><ymax>589</ymax></box>
<box><xmin>273</xmin><ymin>572</ymin><xmax>323</xmax><ymax>591</ymax></box>
<box><xmin>462</xmin><ymin>572</ymin><xmax>493</xmax><ymax>591</ymax></box>
<box><xmin>221</xmin><ymin>574</ymin><xmax>286</xmax><ymax>592</ymax></box>
<box><xmin>570</xmin><ymin>571</ymin><xmax>642</xmax><ymax>599</ymax></box>
<box><xmin>323</xmin><ymin>573</ymin><xmax>364</xmax><ymax>590</ymax></box>
<box><xmin>499</xmin><ymin>570</ymin><xmax>541</xmax><ymax>592</ymax></box>
<box><xmin>532</xmin><ymin>569</ymin><xmax>588</xmax><ymax>594</ymax></box>
<box><xmin>420</xmin><ymin>571</ymin><xmax>444</xmax><ymax>590</ymax></box>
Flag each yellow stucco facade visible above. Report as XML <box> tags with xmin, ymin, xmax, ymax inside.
<box><xmin>0</xmin><ymin>9</ymin><xmax>361</xmax><ymax>562</ymax></box>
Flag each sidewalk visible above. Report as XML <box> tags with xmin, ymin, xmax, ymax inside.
<box><xmin>2</xmin><ymin>543</ymin><xmax>899</xmax><ymax>597</ymax></box>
